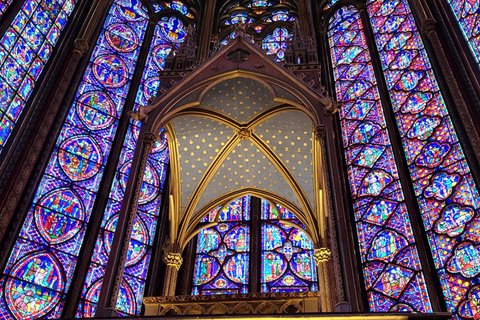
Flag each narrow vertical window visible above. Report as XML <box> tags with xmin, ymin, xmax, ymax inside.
<box><xmin>77</xmin><ymin>16</ymin><xmax>186</xmax><ymax>317</ymax></box>
<box><xmin>446</xmin><ymin>0</ymin><xmax>480</xmax><ymax>66</ymax></box>
<box><xmin>328</xmin><ymin>6</ymin><xmax>432</xmax><ymax>312</ymax></box>
<box><xmin>368</xmin><ymin>0</ymin><xmax>480</xmax><ymax>317</ymax></box>
<box><xmin>0</xmin><ymin>1</ymin><xmax>148</xmax><ymax>319</ymax></box>
<box><xmin>192</xmin><ymin>196</ymin><xmax>251</xmax><ymax>295</ymax></box>
<box><xmin>260</xmin><ymin>200</ymin><xmax>317</xmax><ymax>293</ymax></box>
<box><xmin>0</xmin><ymin>0</ymin><xmax>77</xmax><ymax>154</ymax></box>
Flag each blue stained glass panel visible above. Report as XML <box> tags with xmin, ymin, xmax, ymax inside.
<box><xmin>262</xmin><ymin>27</ymin><xmax>292</xmax><ymax>61</ymax></box>
<box><xmin>328</xmin><ymin>6</ymin><xmax>432</xmax><ymax>312</ymax></box>
<box><xmin>0</xmin><ymin>1</ymin><xmax>148</xmax><ymax>319</ymax></box>
<box><xmin>367</xmin><ymin>0</ymin><xmax>480</xmax><ymax>317</ymax></box>
<box><xmin>77</xmin><ymin>16</ymin><xmax>185</xmax><ymax>317</ymax></box>
<box><xmin>0</xmin><ymin>0</ymin><xmax>13</xmax><ymax>18</ymax></box>
<box><xmin>0</xmin><ymin>0</ymin><xmax>78</xmax><ymax>155</ymax></box>
<box><xmin>260</xmin><ymin>200</ymin><xmax>317</xmax><ymax>293</ymax></box>
<box><xmin>192</xmin><ymin>196</ymin><xmax>251</xmax><ymax>295</ymax></box>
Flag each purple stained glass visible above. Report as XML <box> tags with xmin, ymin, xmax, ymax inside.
<box><xmin>260</xmin><ymin>200</ymin><xmax>317</xmax><ymax>293</ymax></box>
<box><xmin>192</xmin><ymin>196</ymin><xmax>251</xmax><ymax>295</ymax></box>
<box><xmin>77</xmin><ymin>15</ymin><xmax>185</xmax><ymax>317</ymax></box>
<box><xmin>447</xmin><ymin>0</ymin><xmax>480</xmax><ymax>66</ymax></box>
<box><xmin>0</xmin><ymin>0</ymin><xmax>77</xmax><ymax>155</ymax></box>
<box><xmin>367</xmin><ymin>0</ymin><xmax>480</xmax><ymax>316</ymax></box>
<box><xmin>262</xmin><ymin>27</ymin><xmax>291</xmax><ymax>61</ymax></box>
<box><xmin>0</xmin><ymin>1</ymin><xmax>148</xmax><ymax>319</ymax></box>
<box><xmin>328</xmin><ymin>6</ymin><xmax>432</xmax><ymax>312</ymax></box>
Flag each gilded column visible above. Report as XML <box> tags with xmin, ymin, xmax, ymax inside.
<box><xmin>163</xmin><ymin>252</ymin><xmax>183</xmax><ymax>296</ymax></box>
<box><xmin>314</xmin><ymin>247</ymin><xmax>332</xmax><ymax>312</ymax></box>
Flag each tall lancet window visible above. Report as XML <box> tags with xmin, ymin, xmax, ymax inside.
<box><xmin>0</xmin><ymin>0</ymin><xmax>78</xmax><ymax>155</ymax></box>
<box><xmin>191</xmin><ymin>196</ymin><xmax>318</xmax><ymax>294</ymax></box>
<box><xmin>326</xmin><ymin>0</ymin><xmax>480</xmax><ymax>318</ymax></box>
<box><xmin>76</xmin><ymin>12</ymin><xmax>188</xmax><ymax>317</ymax></box>
<box><xmin>446</xmin><ymin>0</ymin><xmax>480</xmax><ymax>66</ymax></box>
<box><xmin>327</xmin><ymin>6</ymin><xmax>432</xmax><ymax>312</ymax></box>
<box><xmin>0</xmin><ymin>1</ymin><xmax>149</xmax><ymax>318</ymax></box>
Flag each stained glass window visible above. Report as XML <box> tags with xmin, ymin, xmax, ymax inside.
<box><xmin>0</xmin><ymin>0</ymin><xmax>77</xmax><ymax>155</ymax></box>
<box><xmin>192</xmin><ymin>196</ymin><xmax>251</xmax><ymax>295</ymax></box>
<box><xmin>0</xmin><ymin>1</ymin><xmax>148</xmax><ymax>319</ymax></box>
<box><xmin>164</xmin><ymin>1</ymin><xmax>194</xmax><ymax>18</ymax></box>
<box><xmin>446</xmin><ymin>0</ymin><xmax>480</xmax><ymax>66</ymax></box>
<box><xmin>0</xmin><ymin>0</ymin><xmax>13</xmax><ymax>19</ymax></box>
<box><xmin>77</xmin><ymin>15</ymin><xmax>186</xmax><ymax>318</ymax></box>
<box><xmin>192</xmin><ymin>196</ymin><xmax>318</xmax><ymax>295</ymax></box>
<box><xmin>260</xmin><ymin>200</ymin><xmax>317</xmax><ymax>293</ymax></box>
<box><xmin>366</xmin><ymin>0</ymin><xmax>480</xmax><ymax>317</ymax></box>
<box><xmin>327</xmin><ymin>5</ymin><xmax>433</xmax><ymax>312</ymax></box>
<box><xmin>262</xmin><ymin>27</ymin><xmax>292</xmax><ymax>61</ymax></box>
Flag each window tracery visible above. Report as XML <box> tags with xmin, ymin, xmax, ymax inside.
<box><xmin>217</xmin><ymin>0</ymin><xmax>297</xmax><ymax>61</ymax></box>
<box><xmin>192</xmin><ymin>196</ymin><xmax>318</xmax><ymax>295</ymax></box>
<box><xmin>0</xmin><ymin>0</ymin><xmax>77</xmax><ymax>155</ymax></box>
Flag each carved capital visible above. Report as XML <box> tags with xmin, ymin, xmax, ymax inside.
<box><xmin>422</xmin><ymin>19</ymin><xmax>437</xmax><ymax>37</ymax></box>
<box><xmin>314</xmin><ymin>126</ymin><xmax>326</xmax><ymax>141</ymax></box>
<box><xmin>320</xmin><ymin>96</ymin><xmax>341</xmax><ymax>114</ymax></box>
<box><xmin>313</xmin><ymin>248</ymin><xmax>332</xmax><ymax>265</ymax></box>
<box><xmin>164</xmin><ymin>252</ymin><xmax>183</xmax><ymax>270</ymax></box>
<box><xmin>73</xmin><ymin>38</ymin><xmax>89</xmax><ymax>56</ymax></box>
<box><xmin>237</xmin><ymin>128</ymin><xmax>251</xmax><ymax>140</ymax></box>
<box><xmin>143</xmin><ymin>132</ymin><xmax>158</xmax><ymax>147</ymax></box>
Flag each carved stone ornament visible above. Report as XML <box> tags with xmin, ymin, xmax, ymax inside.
<box><xmin>164</xmin><ymin>252</ymin><xmax>183</xmax><ymax>270</ymax></box>
<box><xmin>73</xmin><ymin>38</ymin><xmax>89</xmax><ymax>56</ymax></box>
<box><xmin>227</xmin><ymin>48</ymin><xmax>251</xmax><ymax>63</ymax></box>
<box><xmin>314</xmin><ymin>126</ymin><xmax>326</xmax><ymax>141</ymax></box>
<box><xmin>320</xmin><ymin>96</ymin><xmax>342</xmax><ymax>114</ymax></box>
<box><xmin>237</xmin><ymin>128</ymin><xmax>251</xmax><ymax>140</ymax></box>
<box><xmin>313</xmin><ymin>248</ymin><xmax>332</xmax><ymax>265</ymax></box>
<box><xmin>143</xmin><ymin>132</ymin><xmax>158</xmax><ymax>147</ymax></box>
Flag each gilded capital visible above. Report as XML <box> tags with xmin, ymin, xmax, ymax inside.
<box><xmin>313</xmin><ymin>248</ymin><xmax>332</xmax><ymax>265</ymax></box>
<box><xmin>164</xmin><ymin>252</ymin><xmax>183</xmax><ymax>270</ymax></box>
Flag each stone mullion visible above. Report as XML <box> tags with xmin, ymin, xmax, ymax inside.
<box><xmin>197</xmin><ymin>0</ymin><xmax>216</xmax><ymax>60</ymax></box>
<box><xmin>94</xmin><ymin>132</ymin><xmax>157</xmax><ymax>315</ymax></box>
<box><xmin>163</xmin><ymin>252</ymin><xmax>184</xmax><ymax>296</ymax></box>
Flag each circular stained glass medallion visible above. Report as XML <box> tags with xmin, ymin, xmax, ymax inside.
<box><xmin>159</xmin><ymin>17</ymin><xmax>186</xmax><ymax>43</ymax></box>
<box><xmin>119</xmin><ymin>160</ymin><xmax>160</xmax><ymax>204</ymax></box>
<box><xmin>106</xmin><ymin>24</ymin><xmax>138</xmax><ymax>52</ymax></box>
<box><xmin>152</xmin><ymin>45</ymin><xmax>170</xmax><ymax>69</ymax></box>
<box><xmin>34</xmin><ymin>187</ymin><xmax>85</xmax><ymax>244</ymax></box>
<box><xmin>58</xmin><ymin>135</ymin><xmax>103</xmax><ymax>181</ymax></box>
<box><xmin>76</xmin><ymin>91</ymin><xmax>116</xmax><ymax>130</ymax></box>
<box><xmin>104</xmin><ymin>214</ymin><xmax>149</xmax><ymax>266</ymax></box>
<box><xmin>143</xmin><ymin>77</ymin><xmax>160</xmax><ymax>101</ymax></box>
<box><xmin>2</xmin><ymin>59</ymin><xmax>22</xmax><ymax>86</ymax></box>
<box><xmin>5</xmin><ymin>252</ymin><xmax>65</xmax><ymax>320</ymax></box>
<box><xmin>291</xmin><ymin>252</ymin><xmax>314</xmax><ymax>280</ymax></box>
<box><xmin>92</xmin><ymin>55</ymin><xmax>129</xmax><ymax>88</ymax></box>
<box><xmin>225</xmin><ymin>254</ymin><xmax>248</xmax><ymax>284</ymax></box>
